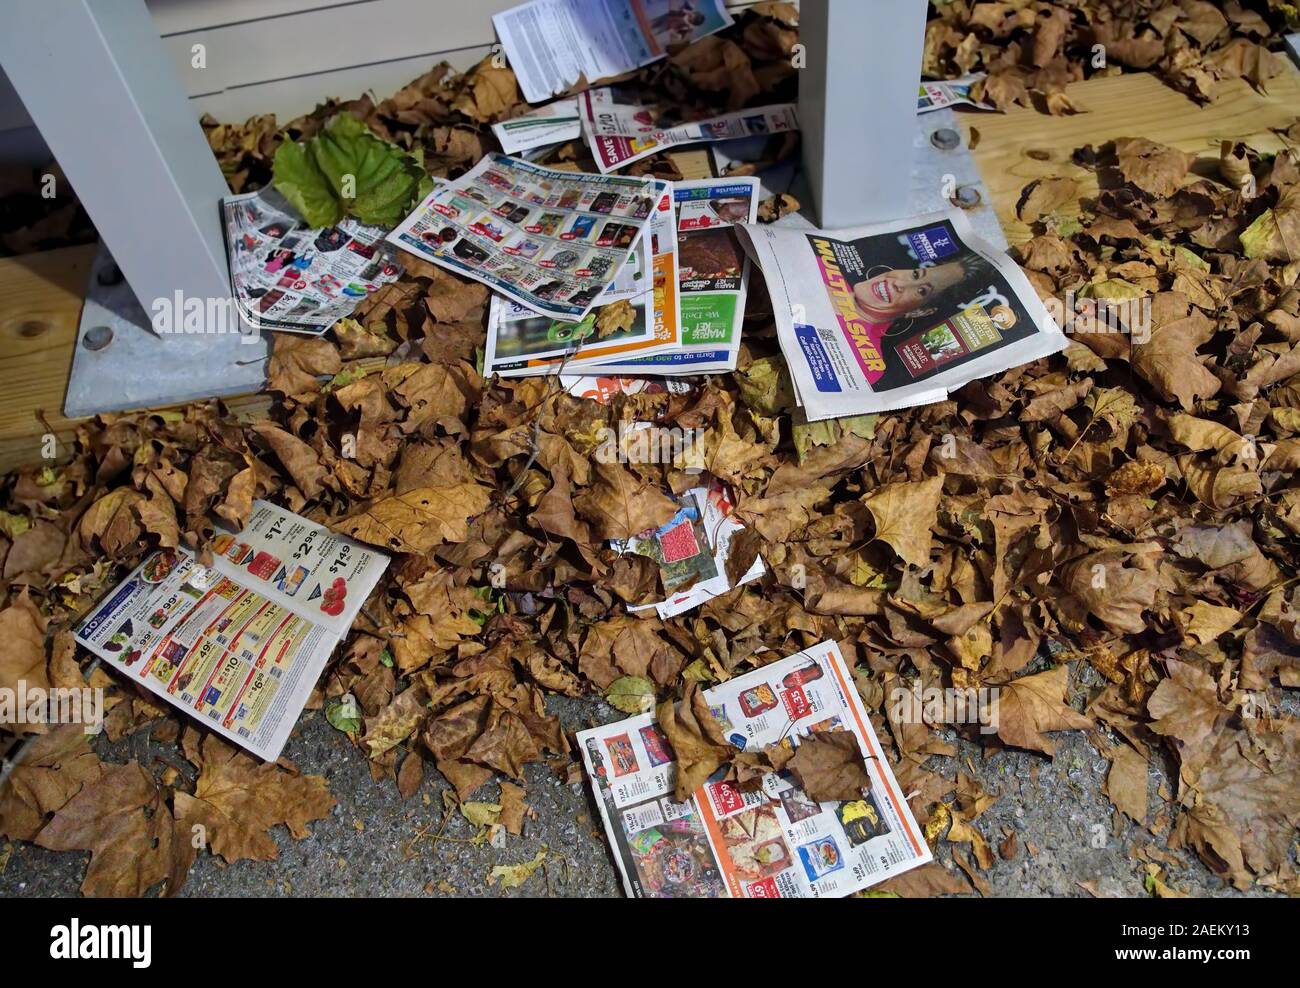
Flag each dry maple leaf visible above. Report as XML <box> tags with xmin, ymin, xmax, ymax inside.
<box><xmin>573</xmin><ymin>460</ymin><xmax>679</xmax><ymax>541</ymax></box>
<box><xmin>593</xmin><ymin>299</ymin><xmax>636</xmax><ymax>339</ymax></box>
<box><xmin>363</xmin><ymin>686</ymin><xmax>428</xmax><ymax>756</ymax></box>
<box><xmin>0</xmin><ymin>592</ymin><xmax>48</xmax><ymax>712</ymax></box>
<box><xmin>1240</xmin><ymin>186</ymin><xmax>1300</xmax><ymax>262</ymax></box>
<box><xmin>1112</xmin><ymin>137</ymin><xmax>1196</xmax><ymax>198</ymax></box>
<box><xmin>1171</xmin><ymin>718</ymin><xmax>1300</xmax><ymax>889</ymax></box>
<box><xmin>337</xmin><ymin>482</ymin><xmax>491</xmax><ymax>553</ymax></box>
<box><xmin>994</xmin><ymin>665</ymin><xmax>1093</xmax><ymax>756</ymax></box>
<box><xmin>37</xmin><ymin>762</ymin><xmax>185</xmax><ymax>897</ymax></box>
<box><xmin>1104</xmin><ymin>744</ymin><xmax>1148</xmax><ymax>824</ymax></box>
<box><xmin>1061</xmin><ymin>551</ymin><xmax>1159</xmax><ymax>635</ymax></box>
<box><xmin>787</xmin><ymin>729</ymin><xmax>872</xmax><ymax>802</ymax></box>
<box><xmin>173</xmin><ymin>737</ymin><xmax>335</xmax><ymax>864</ymax></box>
<box><xmin>861</xmin><ymin>476</ymin><xmax>942</xmax><ymax>567</ymax></box>
<box><xmin>0</xmin><ymin>724</ymin><xmax>102</xmax><ymax>840</ymax></box>
<box><xmin>658</xmin><ymin>682</ymin><xmax>732</xmax><ymax>802</ymax></box>
<box><xmin>267</xmin><ymin>336</ymin><xmax>342</xmax><ymax>397</ymax></box>
<box><xmin>1016</xmin><ymin>176</ymin><xmax>1079</xmax><ymax>223</ymax></box>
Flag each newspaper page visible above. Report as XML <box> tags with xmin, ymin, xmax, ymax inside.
<box><xmin>561</xmin><ymin>374</ymin><xmax>692</xmax><ymax>401</ymax></box>
<box><xmin>483</xmin><ymin>183</ymin><xmax>679</xmax><ymax>374</ymax></box>
<box><xmin>737</xmin><ymin>209</ymin><xmax>1067</xmax><ymax>420</ymax></box>
<box><xmin>387</xmin><ymin>153</ymin><xmax>664</xmax><ymax>322</ymax></box>
<box><xmin>75</xmin><ymin>501</ymin><xmax>388</xmax><ymax>761</ymax></box>
<box><xmin>577</xmin><ymin>640</ymin><xmax>931</xmax><ymax>898</ymax></box>
<box><xmin>612</xmin><ymin>479</ymin><xmax>764</xmax><ymax>619</ymax></box>
<box><xmin>221</xmin><ymin>187</ymin><xmax>404</xmax><ymax>336</ymax></box>
<box><xmin>918</xmin><ymin>73</ymin><xmax>994</xmax><ymax>113</ymax></box>
<box><xmin>492</xmin><ymin>98</ymin><xmax>582</xmax><ymax>154</ymax></box>
<box><xmin>494</xmin><ymin>0</ymin><xmax>734</xmax><ymax>104</ymax></box>
<box><xmin>598</xmin><ymin>177</ymin><xmax>757</xmax><ymax>375</ymax></box>
<box><xmin>581</xmin><ymin>86</ymin><xmax>798</xmax><ymax>173</ymax></box>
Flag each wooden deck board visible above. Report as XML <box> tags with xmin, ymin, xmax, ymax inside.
<box><xmin>967</xmin><ymin>62</ymin><xmax>1300</xmax><ymax>246</ymax></box>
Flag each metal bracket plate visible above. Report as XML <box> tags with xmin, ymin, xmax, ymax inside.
<box><xmin>64</xmin><ymin>243</ymin><xmax>268</xmax><ymax>419</ymax></box>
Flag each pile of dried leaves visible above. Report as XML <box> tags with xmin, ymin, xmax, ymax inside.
<box><xmin>926</xmin><ymin>0</ymin><xmax>1293</xmax><ymax>113</ymax></box>
<box><xmin>3</xmin><ymin>2</ymin><xmax>1300</xmax><ymax>898</ymax></box>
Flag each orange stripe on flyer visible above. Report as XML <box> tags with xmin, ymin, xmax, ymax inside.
<box><xmin>630</xmin><ymin>0</ymin><xmax>662</xmax><ymax>57</ymax></box>
<box><xmin>824</xmin><ymin>645</ymin><xmax>925</xmax><ymax>858</ymax></box>
<box><xmin>694</xmin><ymin>793</ymin><xmax>741</xmax><ymax>897</ymax></box>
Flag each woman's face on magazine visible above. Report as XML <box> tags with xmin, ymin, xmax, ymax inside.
<box><xmin>854</xmin><ymin>262</ymin><xmax>963</xmax><ymax>320</ymax></box>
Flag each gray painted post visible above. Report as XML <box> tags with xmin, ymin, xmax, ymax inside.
<box><xmin>798</xmin><ymin>0</ymin><xmax>929</xmax><ymax>228</ymax></box>
<box><xmin>0</xmin><ymin>0</ymin><xmax>233</xmax><ymax>316</ymax></box>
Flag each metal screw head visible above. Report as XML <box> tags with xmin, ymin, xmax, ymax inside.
<box><xmin>953</xmin><ymin>185</ymin><xmax>982</xmax><ymax>208</ymax></box>
<box><xmin>930</xmin><ymin>128</ymin><xmax>961</xmax><ymax>151</ymax></box>
<box><xmin>82</xmin><ymin>325</ymin><xmax>114</xmax><ymax>351</ymax></box>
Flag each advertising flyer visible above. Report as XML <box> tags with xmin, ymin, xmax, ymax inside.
<box><xmin>737</xmin><ymin>209</ymin><xmax>1066</xmax><ymax>419</ymax></box>
<box><xmin>221</xmin><ymin>187</ymin><xmax>405</xmax><ymax>336</ymax></box>
<box><xmin>918</xmin><ymin>73</ymin><xmax>993</xmax><ymax>113</ymax></box>
<box><xmin>597</xmin><ymin>177</ymin><xmax>757</xmax><ymax>375</ymax></box>
<box><xmin>387</xmin><ymin>152</ymin><xmax>665</xmax><ymax>322</ymax></box>
<box><xmin>482</xmin><ymin>184</ymin><xmax>677</xmax><ymax>374</ymax></box>
<box><xmin>75</xmin><ymin>501</ymin><xmax>388</xmax><ymax>761</ymax></box>
<box><xmin>560</xmin><ymin>374</ymin><xmax>692</xmax><ymax>402</ymax></box>
<box><xmin>494</xmin><ymin>0</ymin><xmax>734</xmax><ymax>104</ymax></box>
<box><xmin>581</xmin><ymin>86</ymin><xmax>798</xmax><ymax>173</ymax></box>
<box><xmin>491</xmin><ymin>98</ymin><xmax>582</xmax><ymax>154</ymax></box>
<box><xmin>612</xmin><ymin>479</ymin><xmax>764</xmax><ymax>619</ymax></box>
<box><xmin>577</xmin><ymin>640</ymin><xmax>931</xmax><ymax>898</ymax></box>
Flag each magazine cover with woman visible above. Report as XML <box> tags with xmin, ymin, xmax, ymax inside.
<box><xmin>738</xmin><ymin>209</ymin><xmax>1066</xmax><ymax>420</ymax></box>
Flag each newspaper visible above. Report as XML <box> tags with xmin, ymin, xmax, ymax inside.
<box><xmin>221</xmin><ymin>187</ymin><xmax>405</xmax><ymax>336</ymax></box>
<box><xmin>581</xmin><ymin>86</ymin><xmax>798</xmax><ymax>173</ymax></box>
<box><xmin>578</xmin><ymin>640</ymin><xmax>931</xmax><ymax>897</ymax></box>
<box><xmin>918</xmin><ymin>73</ymin><xmax>993</xmax><ymax>113</ymax></box>
<box><xmin>387</xmin><ymin>153</ymin><xmax>665</xmax><ymax>322</ymax></box>
<box><xmin>737</xmin><ymin>209</ymin><xmax>1067</xmax><ymax>420</ymax></box>
<box><xmin>492</xmin><ymin>98</ymin><xmax>582</xmax><ymax>154</ymax></box>
<box><xmin>597</xmin><ymin>178</ymin><xmax>757</xmax><ymax>375</ymax></box>
<box><xmin>612</xmin><ymin>478</ymin><xmax>763</xmax><ymax>619</ymax></box>
<box><xmin>494</xmin><ymin>0</ymin><xmax>734</xmax><ymax>104</ymax></box>
<box><xmin>483</xmin><ymin>183</ymin><xmax>677</xmax><ymax>374</ymax></box>
<box><xmin>561</xmin><ymin>374</ymin><xmax>692</xmax><ymax>401</ymax></box>
<box><xmin>75</xmin><ymin>501</ymin><xmax>388</xmax><ymax>761</ymax></box>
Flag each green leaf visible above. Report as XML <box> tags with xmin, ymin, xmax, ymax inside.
<box><xmin>272</xmin><ymin>113</ymin><xmax>427</xmax><ymax>229</ymax></box>
<box><xmin>325</xmin><ymin>694</ymin><xmax>362</xmax><ymax>734</ymax></box>
<box><xmin>605</xmin><ymin>676</ymin><xmax>656</xmax><ymax>714</ymax></box>
<box><xmin>273</xmin><ymin>139</ymin><xmax>343</xmax><ymax>228</ymax></box>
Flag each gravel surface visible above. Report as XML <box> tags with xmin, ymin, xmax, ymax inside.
<box><xmin>0</xmin><ymin>680</ymin><xmax>1278</xmax><ymax>898</ymax></box>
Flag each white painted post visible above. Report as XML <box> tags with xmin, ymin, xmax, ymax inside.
<box><xmin>0</xmin><ymin>0</ymin><xmax>232</xmax><ymax>317</ymax></box>
<box><xmin>798</xmin><ymin>0</ymin><xmax>929</xmax><ymax>228</ymax></box>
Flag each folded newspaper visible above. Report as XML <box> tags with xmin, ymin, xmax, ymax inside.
<box><xmin>484</xmin><ymin>177</ymin><xmax>758</xmax><ymax>376</ymax></box>
<box><xmin>612</xmin><ymin>478</ymin><xmax>763</xmax><ymax>619</ymax></box>
<box><xmin>483</xmin><ymin>184</ymin><xmax>676</xmax><ymax>373</ymax></box>
<box><xmin>491</xmin><ymin>98</ymin><xmax>582</xmax><ymax>155</ymax></box>
<box><xmin>221</xmin><ymin>187</ymin><xmax>405</xmax><ymax>336</ymax></box>
<box><xmin>494</xmin><ymin>0</ymin><xmax>734</xmax><ymax>104</ymax></box>
<box><xmin>75</xmin><ymin>501</ymin><xmax>388</xmax><ymax>761</ymax></box>
<box><xmin>581</xmin><ymin>86</ymin><xmax>798</xmax><ymax>173</ymax></box>
<box><xmin>561</xmin><ymin>374</ymin><xmax>692</xmax><ymax>402</ymax></box>
<box><xmin>737</xmin><ymin>209</ymin><xmax>1066</xmax><ymax>419</ymax></box>
<box><xmin>387</xmin><ymin>153</ymin><xmax>665</xmax><ymax>323</ymax></box>
<box><xmin>578</xmin><ymin>640</ymin><xmax>931</xmax><ymax>898</ymax></box>
<box><xmin>603</xmin><ymin>178</ymin><xmax>757</xmax><ymax>375</ymax></box>
<box><xmin>918</xmin><ymin>73</ymin><xmax>995</xmax><ymax>113</ymax></box>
